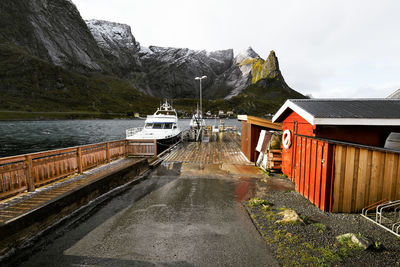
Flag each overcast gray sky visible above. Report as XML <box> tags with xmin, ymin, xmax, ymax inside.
<box><xmin>73</xmin><ymin>0</ymin><xmax>400</xmax><ymax>98</ymax></box>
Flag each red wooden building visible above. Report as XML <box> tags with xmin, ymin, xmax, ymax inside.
<box><xmin>238</xmin><ymin>115</ymin><xmax>282</xmax><ymax>162</ymax></box>
<box><xmin>272</xmin><ymin>99</ymin><xmax>400</xmax><ymax>212</ymax></box>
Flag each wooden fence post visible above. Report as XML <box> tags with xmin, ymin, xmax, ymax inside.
<box><xmin>25</xmin><ymin>155</ymin><xmax>35</xmax><ymax>192</ymax></box>
<box><xmin>125</xmin><ymin>140</ymin><xmax>129</xmax><ymax>157</ymax></box>
<box><xmin>77</xmin><ymin>147</ymin><xmax>83</xmax><ymax>174</ymax></box>
<box><xmin>106</xmin><ymin>142</ymin><xmax>111</xmax><ymax>163</ymax></box>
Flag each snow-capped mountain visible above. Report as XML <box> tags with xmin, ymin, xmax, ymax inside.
<box><xmin>83</xmin><ymin>17</ymin><xmax>288</xmax><ymax>99</ymax></box>
<box><xmin>136</xmin><ymin>46</ymin><xmax>235</xmax><ymax>98</ymax></box>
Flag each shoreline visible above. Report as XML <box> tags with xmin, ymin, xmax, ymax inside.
<box><xmin>0</xmin><ymin>111</ymin><xmax>132</xmax><ymax>121</ymax></box>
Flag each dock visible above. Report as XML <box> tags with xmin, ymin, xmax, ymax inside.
<box><xmin>0</xmin><ymin>131</ymin><xmax>266</xmax><ymax>257</ymax></box>
<box><xmin>165</xmin><ymin>132</ymin><xmax>248</xmax><ymax>165</ymax></box>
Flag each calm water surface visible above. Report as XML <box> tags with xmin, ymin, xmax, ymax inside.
<box><xmin>0</xmin><ymin>119</ymin><xmax>241</xmax><ymax>157</ymax></box>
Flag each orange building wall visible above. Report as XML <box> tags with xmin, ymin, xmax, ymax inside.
<box><xmin>281</xmin><ymin>110</ymin><xmax>315</xmax><ymax>178</ymax></box>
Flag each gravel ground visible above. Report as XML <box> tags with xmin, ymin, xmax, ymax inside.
<box><xmin>245</xmin><ymin>176</ymin><xmax>400</xmax><ymax>266</ymax></box>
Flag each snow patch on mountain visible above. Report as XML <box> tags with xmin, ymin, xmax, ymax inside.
<box><xmin>86</xmin><ymin>19</ymin><xmax>139</xmax><ymax>55</ymax></box>
<box><xmin>235</xmin><ymin>47</ymin><xmax>260</xmax><ymax>64</ymax></box>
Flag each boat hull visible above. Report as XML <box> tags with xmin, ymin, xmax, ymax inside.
<box><xmin>155</xmin><ymin>133</ymin><xmax>182</xmax><ymax>154</ymax></box>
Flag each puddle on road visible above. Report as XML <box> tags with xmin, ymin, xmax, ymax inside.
<box><xmin>234</xmin><ymin>176</ymin><xmax>295</xmax><ymax>202</ymax></box>
<box><xmin>234</xmin><ymin>177</ymin><xmax>257</xmax><ymax>202</ymax></box>
<box><xmin>159</xmin><ymin>159</ymin><xmax>294</xmax><ymax>203</ymax></box>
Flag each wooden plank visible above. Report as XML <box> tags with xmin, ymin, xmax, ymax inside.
<box><xmin>106</xmin><ymin>143</ymin><xmax>111</xmax><ymax>163</ymax></box>
<box><xmin>369</xmin><ymin>150</ymin><xmax>382</xmax><ymax>204</ymax></box>
<box><xmin>320</xmin><ymin>142</ymin><xmax>330</xmax><ymax>211</ymax></box>
<box><xmin>77</xmin><ymin>147</ymin><xmax>83</xmax><ymax>174</ymax></box>
<box><xmin>305</xmin><ymin>138</ymin><xmax>312</xmax><ymax>199</ymax></box>
<box><xmin>326</xmin><ymin>144</ymin><xmax>335</xmax><ymax>212</ymax></box>
<box><xmin>395</xmin><ymin>156</ymin><xmax>400</xmax><ymax>199</ymax></box>
<box><xmin>25</xmin><ymin>155</ymin><xmax>35</xmax><ymax>192</ymax></box>
<box><xmin>377</xmin><ymin>152</ymin><xmax>386</xmax><ymax>201</ymax></box>
<box><xmin>309</xmin><ymin>139</ymin><xmax>317</xmax><ymax>204</ymax></box>
<box><xmin>299</xmin><ymin>137</ymin><xmax>306</xmax><ymax>195</ymax></box>
<box><xmin>390</xmin><ymin>154</ymin><xmax>399</xmax><ymax>200</ymax></box>
<box><xmin>350</xmin><ymin>148</ymin><xmax>360</xmax><ymax>212</ymax></box>
<box><xmin>383</xmin><ymin>153</ymin><xmax>397</xmax><ymax>202</ymax></box>
<box><xmin>341</xmin><ymin>146</ymin><xmax>356</xmax><ymax>213</ymax></box>
<box><xmin>294</xmin><ymin>136</ymin><xmax>302</xmax><ymax>192</ymax></box>
<box><xmin>362</xmin><ymin>150</ymin><xmax>373</xmax><ymax>207</ymax></box>
<box><xmin>355</xmin><ymin>148</ymin><xmax>369</xmax><ymax>211</ymax></box>
<box><xmin>314</xmin><ymin>141</ymin><xmax>324</xmax><ymax>209</ymax></box>
<box><xmin>332</xmin><ymin>145</ymin><xmax>343</xmax><ymax>212</ymax></box>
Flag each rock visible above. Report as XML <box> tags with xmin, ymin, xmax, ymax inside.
<box><xmin>336</xmin><ymin>233</ymin><xmax>373</xmax><ymax>250</ymax></box>
<box><xmin>86</xmin><ymin>19</ymin><xmax>142</xmax><ymax>73</ymax></box>
<box><xmin>276</xmin><ymin>209</ymin><xmax>304</xmax><ymax>224</ymax></box>
<box><xmin>136</xmin><ymin>46</ymin><xmax>237</xmax><ymax>98</ymax></box>
<box><xmin>0</xmin><ymin>0</ymin><xmax>104</xmax><ymax>71</ymax></box>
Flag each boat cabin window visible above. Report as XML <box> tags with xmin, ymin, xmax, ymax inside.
<box><xmin>146</xmin><ymin>123</ymin><xmax>175</xmax><ymax>129</ymax></box>
<box><xmin>164</xmin><ymin>123</ymin><xmax>173</xmax><ymax>129</ymax></box>
<box><xmin>153</xmin><ymin>123</ymin><xmax>163</xmax><ymax>129</ymax></box>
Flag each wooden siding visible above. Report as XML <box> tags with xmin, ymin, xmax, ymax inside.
<box><xmin>0</xmin><ymin>139</ymin><xmax>156</xmax><ymax>200</ymax></box>
<box><xmin>245</xmin><ymin>116</ymin><xmax>282</xmax><ymax>130</ymax></box>
<box><xmin>332</xmin><ymin>144</ymin><xmax>400</xmax><ymax>212</ymax></box>
<box><xmin>281</xmin><ymin>110</ymin><xmax>316</xmax><ymax>177</ymax></box>
<box><xmin>240</xmin><ymin>122</ymin><xmax>264</xmax><ymax>162</ymax></box>
<box><xmin>241</xmin><ymin>121</ymin><xmax>251</xmax><ymax>161</ymax></box>
<box><xmin>288</xmin><ymin>135</ymin><xmax>335</xmax><ymax>211</ymax></box>
<box><xmin>240</xmin><ymin>117</ymin><xmax>282</xmax><ymax>163</ymax></box>
<box><xmin>282</xmin><ymin>111</ymin><xmax>315</xmax><ymax>137</ymax></box>
<box><xmin>282</xmin><ymin>134</ymin><xmax>400</xmax><ymax>213</ymax></box>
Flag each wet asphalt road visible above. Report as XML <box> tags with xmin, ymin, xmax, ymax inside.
<box><xmin>9</xmin><ymin>163</ymin><xmax>277</xmax><ymax>267</ymax></box>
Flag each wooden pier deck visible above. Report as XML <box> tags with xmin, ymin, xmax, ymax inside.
<box><xmin>165</xmin><ymin>132</ymin><xmax>250</xmax><ymax>165</ymax></box>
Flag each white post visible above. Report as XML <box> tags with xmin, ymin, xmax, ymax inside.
<box><xmin>195</xmin><ymin>75</ymin><xmax>207</xmax><ymax>119</ymax></box>
<box><xmin>199</xmin><ymin>78</ymin><xmax>202</xmax><ymax>117</ymax></box>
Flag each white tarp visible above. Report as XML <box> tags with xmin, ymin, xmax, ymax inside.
<box><xmin>256</xmin><ymin>130</ymin><xmax>266</xmax><ymax>152</ymax></box>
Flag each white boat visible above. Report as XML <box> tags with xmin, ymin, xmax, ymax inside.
<box><xmin>126</xmin><ymin>100</ymin><xmax>181</xmax><ymax>151</ymax></box>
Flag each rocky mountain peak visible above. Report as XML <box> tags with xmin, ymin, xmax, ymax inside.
<box><xmin>86</xmin><ymin>19</ymin><xmax>140</xmax><ymax>54</ymax></box>
<box><xmin>136</xmin><ymin>45</ymin><xmax>235</xmax><ymax>98</ymax></box>
<box><xmin>265</xmin><ymin>50</ymin><xmax>279</xmax><ymax>74</ymax></box>
<box><xmin>387</xmin><ymin>89</ymin><xmax>400</xmax><ymax>99</ymax></box>
<box><xmin>235</xmin><ymin>46</ymin><xmax>260</xmax><ymax>64</ymax></box>
<box><xmin>85</xmin><ymin>19</ymin><xmax>142</xmax><ymax>74</ymax></box>
<box><xmin>250</xmin><ymin>50</ymin><xmax>282</xmax><ymax>84</ymax></box>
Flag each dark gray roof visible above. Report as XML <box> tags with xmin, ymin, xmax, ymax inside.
<box><xmin>290</xmin><ymin>99</ymin><xmax>400</xmax><ymax>119</ymax></box>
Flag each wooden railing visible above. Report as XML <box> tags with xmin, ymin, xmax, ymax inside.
<box><xmin>0</xmin><ymin>139</ymin><xmax>157</xmax><ymax>200</ymax></box>
<box><xmin>126</xmin><ymin>139</ymin><xmax>157</xmax><ymax>156</ymax></box>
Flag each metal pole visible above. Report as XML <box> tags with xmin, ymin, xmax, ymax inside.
<box><xmin>199</xmin><ymin>78</ymin><xmax>202</xmax><ymax>118</ymax></box>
